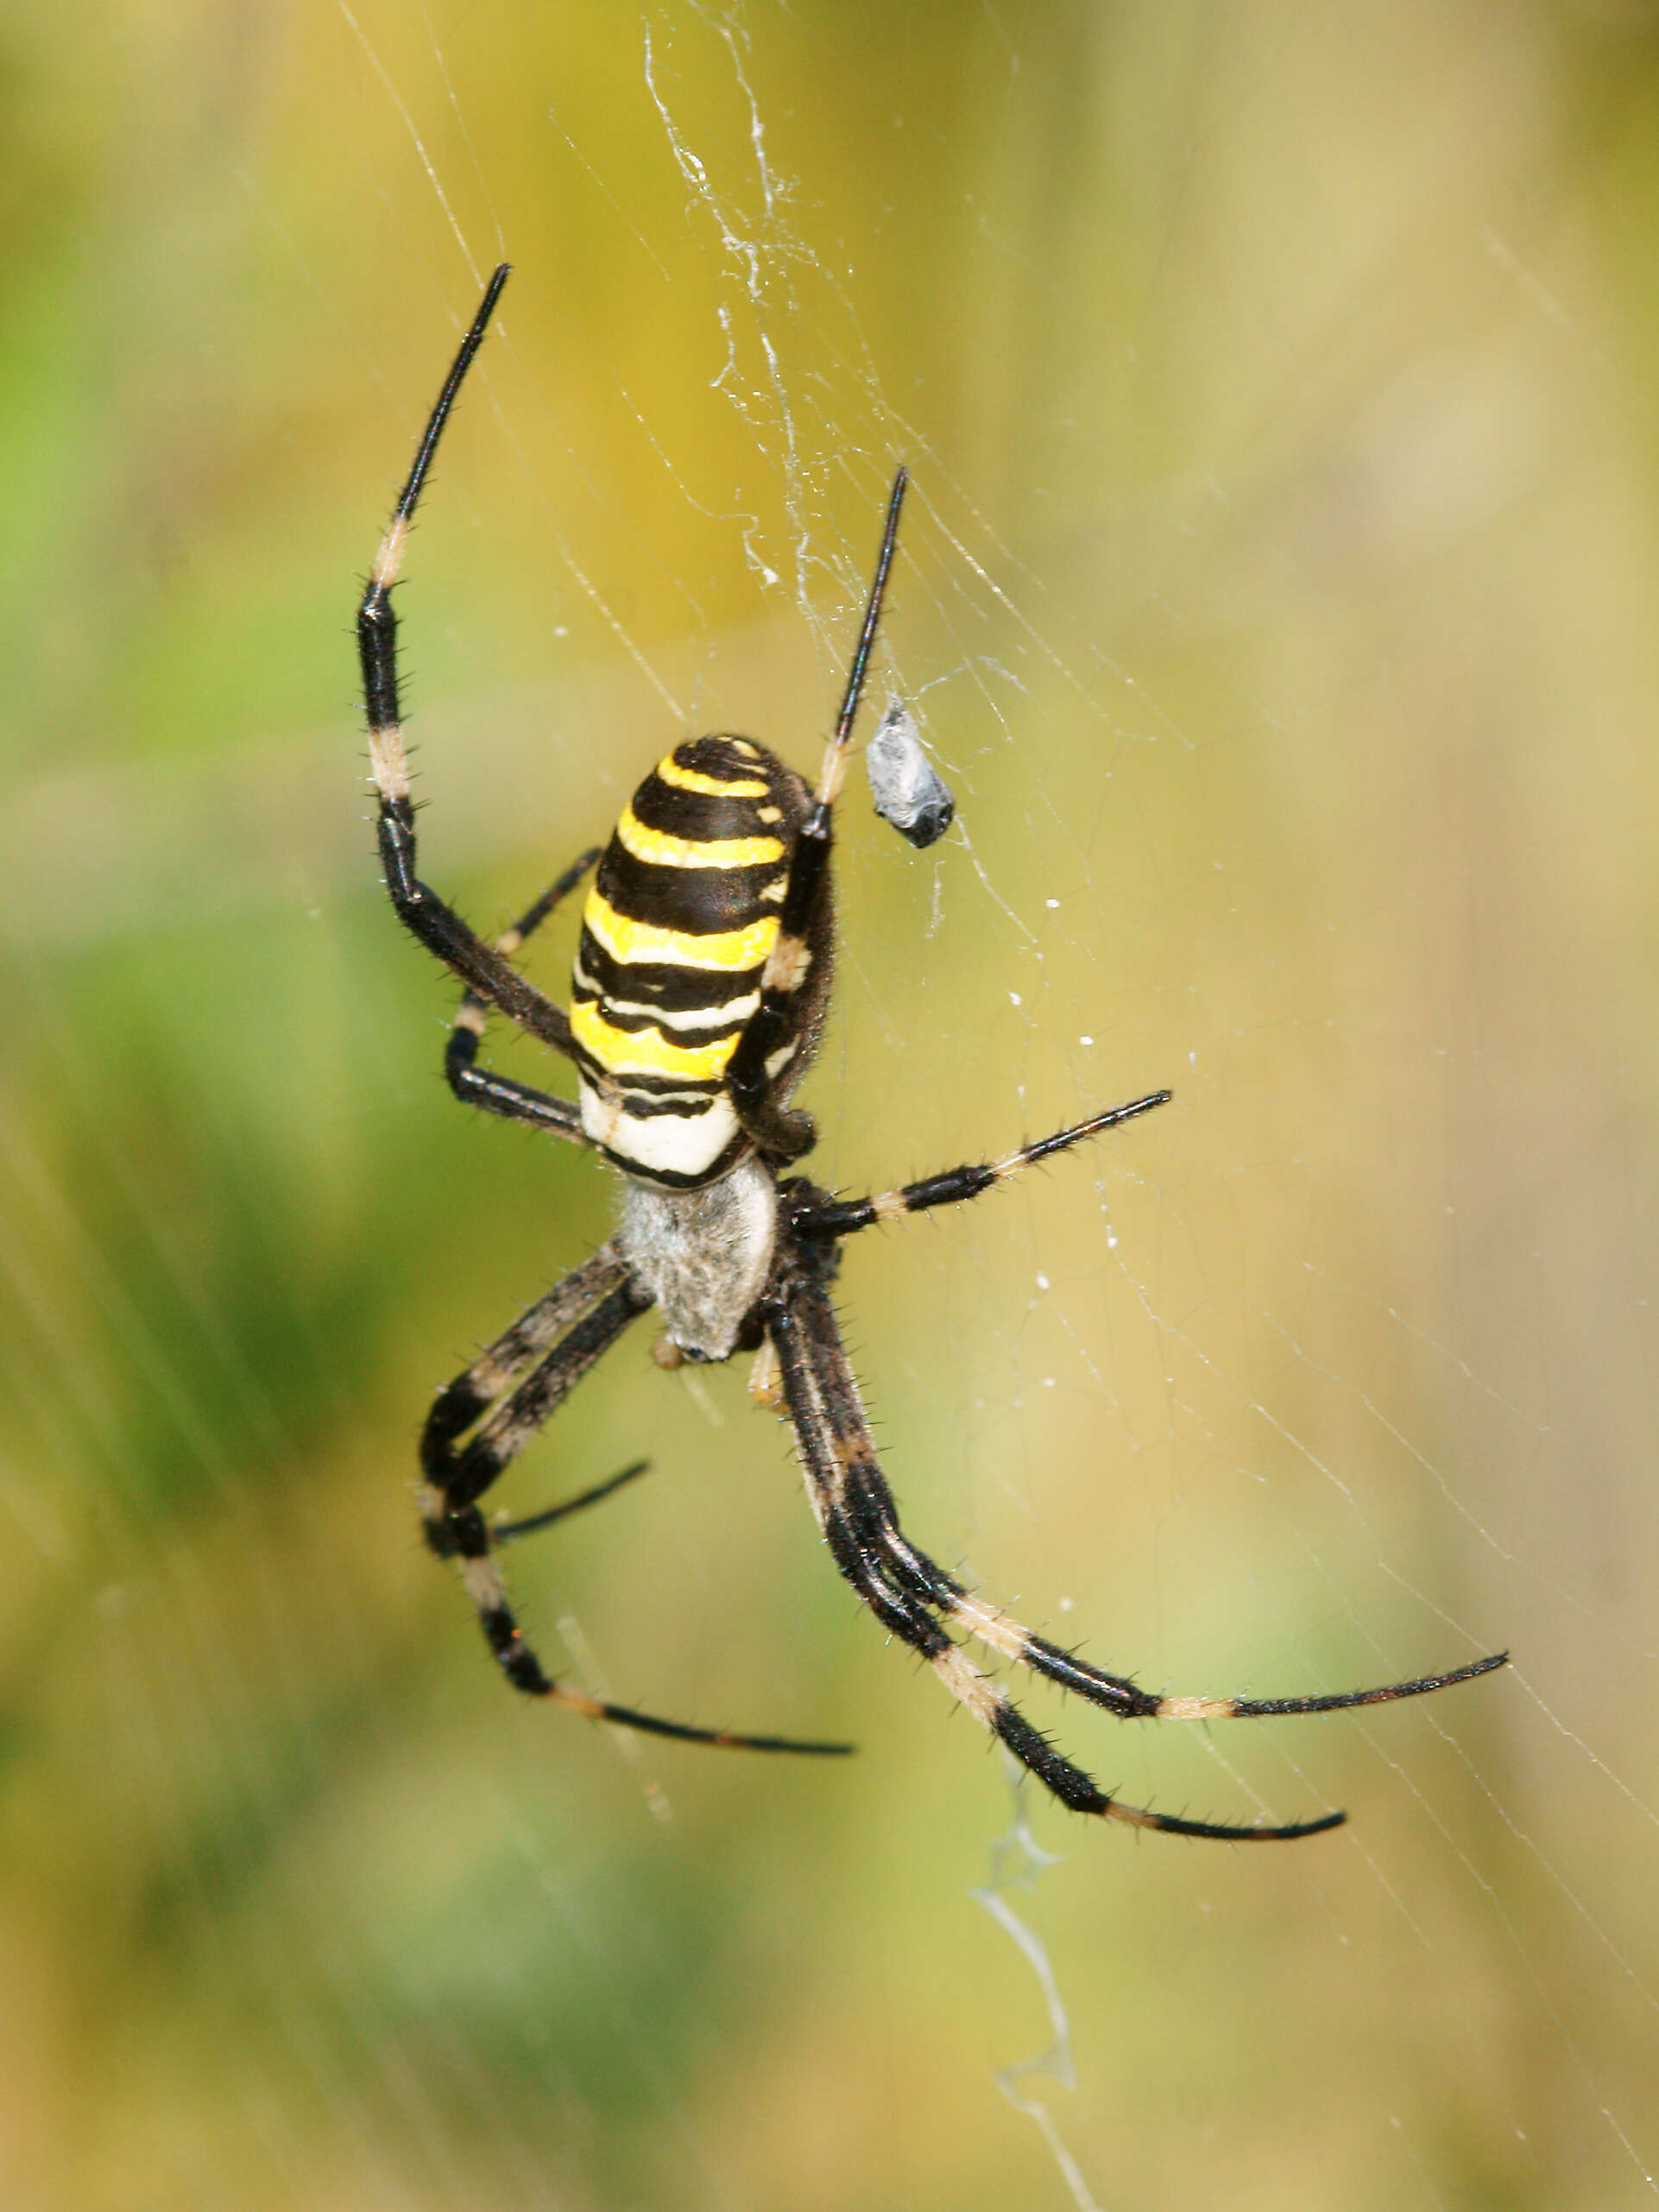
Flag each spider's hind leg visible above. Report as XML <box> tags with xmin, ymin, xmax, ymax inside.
<box><xmin>419</xmin><ymin>1241</ymin><xmax>644</xmax><ymax>1551</ymax></box>
<box><xmin>770</xmin><ymin>1267</ymin><xmax>1502</xmax><ymax>1837</ymax></box>
<box><xmin>418</xmin><ymin>1245</ymin><xmax>650</xmax><ymax>1705</ymax></box>
<box><xmin>419</xmin><ymin>1240</ymin><xmax>849</xmax><ymax>1756</ymax></box>
<box><xmin>766</xmin><ymin>1270</ymin><xmax>1340</xmax><ymax>1841</ymax></box>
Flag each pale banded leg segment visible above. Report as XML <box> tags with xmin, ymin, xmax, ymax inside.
<box><xmin>445</xmin><ymin>847</ymin><xmax>602</xmax><ymax>1135</ymax></box>
<box><xmin>356</xmin><ymin>262</ymin><xmax>578</xmax><ymax>1058</ymax></box>
<box><xmin>793</xmin><ymin>1089</ymin><xmax>1174</xmax><ymax>1241</ymax></box>
<box><xmin>419</xmin><ymin>1241</ymin><xmax>849</xmax><ymax>1755</ymax></box>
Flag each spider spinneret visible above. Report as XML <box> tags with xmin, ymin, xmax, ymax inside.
<box><xmin>355</xmin><ymin>263</ymin><xmax>1506</xmax><ymax>1840</ymax></box>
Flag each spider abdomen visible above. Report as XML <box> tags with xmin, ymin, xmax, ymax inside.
<box><xmin>571</xmin><ymin>736</ymin><xmax>817</xmax><ymax>1188</ymax></box>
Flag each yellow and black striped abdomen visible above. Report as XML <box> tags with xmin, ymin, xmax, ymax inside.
<box><xmin>571</xmin><ymin>736</ymin><xmax>812</xmax><ymax>1187</ymax></box>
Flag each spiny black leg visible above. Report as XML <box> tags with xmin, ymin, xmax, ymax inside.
<box><xmin>441</xmin><ymin>1064</ymin><xmax>586</xmax><ymax>1138</ymax></box>
<box><xmin>422</xmin><ymin>1243</ymin><xmax>631</xmax><ymax>1489</ymax></box>
<box><xmin>985</xmin><ymin>1701</ymin><xmax>1342</xmax><ymax>1839</ymax></box>
<box><xmin>727</xmin><ymin>468</ymin><xmax>907</xmax><ymax>1134</ymax></box>
<box><xmin>768</xmin><ymin>1293</ymin><xmax>956</xmax><ymax>1654</ymax></box>
<box><xmin>356</xmin><ymin>262</ymin><xmax>578</xmax><ymax>1057</ymax></box>
<box><xmin>942</xmin><ymin>1600</ymin><xmax>1507</xmax><ymax>1725</ymax></box>
<box><xmin>786</xmin><ymin>1137</ymin><xmax>1507</xmax><ymax>1735</ymax></box>
<box><xmin>446</xmin><ymin>847</ymin><xmax>602</xmax><ymax>1135</ymax></box>
<box><xmin>359</xmin><ymin>265</ymin><xmax>511</xmax><ymax>742</ymax></box>
<box><xmin>767</xmin><ymin>1275</ymin><xmax>1347</xmax><ymax>1841</ymax></box>
<box><xmin>1207</xmin><ymin>1652</ymin><xmax>1510</xmax><ymax>1718</ymax></box>
<box><xmin>434</xmin><ymin>1484</ymin><xmax>851</xmax><ymax>1753</ymax></box>
<box><xmin>495</xmin><ymin>1459</ymin><xmax>650</xmax><ymax>1544</ymax></box>
<box><xmin>795</xmin><ymin>1091</ymin><xmax>1171</xmax><ymax>1241</ymax></box>
<box><xmin>422</xmin><ymin>1265</ymin><xmax>848</xmax><ymax>1755</ymax></box>
<box><xmin>498</xmin><ymin>847</ymin><xmax>603</xmax><ymax>949</ymax></box>
<box><xmin>423</xmin><ymin>1282</ymin><xmax>653</xmax><ymax>1520</ymax></box>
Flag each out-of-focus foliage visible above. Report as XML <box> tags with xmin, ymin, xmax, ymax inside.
<box><xmin>3</xmin><ymin>4</ymin><xmax>1658</xmax><ymax>2209</ymax></box>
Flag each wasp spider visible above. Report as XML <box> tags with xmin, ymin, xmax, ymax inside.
<box><xmin>356</xmin><ymin>266</ymin><xmax>1504</xmax><ymax>1841</ymax></box>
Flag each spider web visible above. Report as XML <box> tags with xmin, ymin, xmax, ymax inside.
<box><xmin>3</xmin><ymin>4</ymin><xmax>1658</xmax><ymax>2209</ymax></box>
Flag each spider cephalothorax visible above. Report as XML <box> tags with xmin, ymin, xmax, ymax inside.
<box><xmin>356</xmin><ymin>264</ymin><xmax>1504</xmax><ymax>1838</ymax></box>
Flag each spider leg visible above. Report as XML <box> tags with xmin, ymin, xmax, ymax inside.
<box><xmin>780</xmin><ymin>1267</ymin><xmax>1504</xmax><ymax>1729</ymax></box>
<box><xmin>421</xmin><ymin>1245</ymin><xmax>644</xmax><ymax>1524</ymax></box>
<box><xmin>768</xmin><ymin>1271</ymin><xmax>1343</xmax><ymax>1839</ymax></box>
<box><xmin>935</xmin><ymin>1579</ymin><xmax>1504</xmax><ymax>1719</ymax></box>
<box><xmin>494</xmin><ymin>1457</ymin><xmax>650</xmax><ymax>1544</ymax></box>
<box><xmin>446</xmin><ymin>848</ymin><xmax>602</xmax><ymax>1138</ymax></box>
<box><xmin>726</xmin><ymin>468</ymin><xmax>907</xmax><ymax>1148</ymax></box>
<box><xmin>422</xmin><ymin>1241</ymin><xmax>849</xmax><ymax>1755</ymax></box>
<box><xmin>794</xmin><ymin>1091</ymin><xmax>1173</xmax><ymax>1240</ymax></box>
<box><xmin>356</xmin><ymin>263</ymin><xmax>577</xmax><ymax>1060</ymax></box>
<box><xmin>792</xmin><ymin>1181</ymin><xmax>1507</xmax><ymax>1725</ymax></box>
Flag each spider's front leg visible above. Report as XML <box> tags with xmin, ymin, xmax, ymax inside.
<box><xmin>724</xmin><ymin>468</ymin><xmax>908</xmax><ymax>1157</ymax></box>
<box><xmin>356</xmin><ymin>262</ymin><xmax>577</xmax><ymax>1060</ymax></box>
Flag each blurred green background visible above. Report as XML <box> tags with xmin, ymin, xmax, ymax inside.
<box><xmin>3</xmin><ymin>3</ymin><xmax>1658</xmax><ymax>2207</ymax></box>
